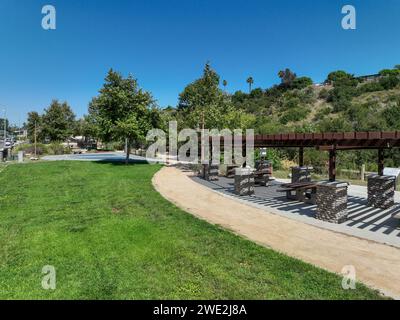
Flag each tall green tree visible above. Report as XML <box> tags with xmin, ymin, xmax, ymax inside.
<box><xmin>246</xmin><ymin>77</ymin><xmax>254</xmax><ymax>93</ymax></box>
<box><xmin>178</xmin><ymin>63</ymin><xmax>253</xmax><ymax>130</ymax></box>
<box><xmin>26</xmin><ymin>111</ymin><xmax>43</xmax><ymax>143</ymax></box>
<box><xmin>291</xmin><ymin>77</ymin><xmax>313</xmax><ymax>89</ymax></box>
<box><xmin>326</xmin><ymin>70</ymin><xmax>357</xmax><ymax>85</ymax></box>
<box><xmin>42</xmin><ymin>100</ymin><xmax>76</xmax><ymax>142</ymax></box>
<box><xmin>88</xmin><ymin>69</ymin><xmax>155</xmax><ymax>164</ymax></box>
<box><xmin>325</xmin><ymin>71</ymin><xmax>358</xmax><ymax>112</ymax></box>
<box><xmin>179</xmin><ymin>63</ymin><xmax>223</xmax><ymax>129</ymax></box>
<box><xmin>278</xmin><ymin>69</ymin><xmax>297</xmax><ymax>87</ymax></box>
<box><xmin>0</xmin><ymin>118</ymin><xmax>9</xmax><ymax>133</ymax></box>
<box><xmin>222</xmin><ymin>79</ymin><xmax>228</xmax><ymax>92</ymax></box>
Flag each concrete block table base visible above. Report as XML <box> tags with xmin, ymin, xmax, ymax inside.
<box><xmin>255</xmin><ymin>174</ymin><xmax>270</xmax><ymax>186</ymax></box>
<box><xmin>291</xmin><ymin>166</ymin><xmax>313</xmax><ymax>183</ymax></box>
<box><xmin>234</xmin><ymin>168</ymin><xmax>255</xmax><ymax>196</ymax></box>
<box><xmin>316</xmin><ymin>181</ymin><xmax>348</xmax><ymax>224</ymax></box>
<box><xmin>202</xmin><ymin>164</ymin><xmax>219</xmax><ymax>181</ymax></box>
<box><xmin>226</xmin><ymin>165</ymin><xmax>239</xmax><ymax>178</ymax></box>
<box><xmin>367</xmin><ymin>175</ymin><xmax>396</xmax><ymax>209</ymax></box>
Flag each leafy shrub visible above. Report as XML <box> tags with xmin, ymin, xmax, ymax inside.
<box><xmin>330</xmin><ymin>86</ymin><xmax>357</xmax><ymax>112</ymax></box>
<box><xmin>281</xmin><ymin>159</ymin><xmax>297</xmax><ymax>170</ymax></box>
<box><xmin>279</xmin><ymin>107</ymin><xmax>309</xmax><ymax>124</ymax></box>
<box><xmin>318</xmin><ymin>88</ymin><xmax>330</xmax><ymax>100</ymax></box>
<box><xmin>379</xmin><ymin>75</ymin><xmax>400</xmax><ymax>90</ymax></box>
<box><xmin>357</xmin><ymin>81</ymin><xmax>384</xmax><ymax>94</ymax></box>
<box><xmin>304</xmin><ymin>149</ymin><xmax>328</xmax><ymax>174</ymax></box>
<box><xmin>16</xmin><ymin>143</ymin><xmax>47</xmax><ymax>155</ymax></box>
<box><xmin>266</xmin><ymin>149</ymin><xmax>282</xmax><ymax>170</ymax></box>
<box><xmin>249</xmin><ymin>88</ymin><xmax>264</xmax><ymax>98</ymax></box>
<box><xmin>347</xmin><ymin>102</ymin><xmax>387</xmax><ymax>131</ymax></box>
<box><xmin>317</xmin><ymin>116</ymin><xmax>353</xmax><ymax>132</ymax></box>
<box><xmin>379</xmin><ymin>69</ymin><xmax>400</xmax><ymax>76</ymax></box>
<box><xmin>47</xmin><ymin>143</ymin><xmax>71</xmax><ymax>155</ymax></box>
<box><xmin>326</xmin><ymin>71</ymin><xmax>358</xmax><ymax>87</ymax></box>
<box><xmin>255</xmin><ymin>118</ymin><xmax>283</xmax><ymax>134</ymax></box>
<box><xmin>383</xmin><ymin>102</ymin><xmax>400</xmax><ymax>129</ymax></box>
<box><xmin>16</xmin><ymin>143</ymin><xmax>71</xmax><ymax>155</ymax></box>
<box><xmin>314</xmin><ymin>106</ymin><xmax>333</xmax><ymax>121</ymax></box>
<box><xmin>282</xmin><ymin>96</ymin><xmax>302</xmax><ymax>110</ymax></box>
<box><xmin>291</xmin><ymin>77</ymin><xmax>313</xmax><ymax>90</ymax></box>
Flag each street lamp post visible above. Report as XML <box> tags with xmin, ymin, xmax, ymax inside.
<box><xmin>2</xmin><ymin>109</ymin><xmax>6</xmax><ymax>143</ymax></box>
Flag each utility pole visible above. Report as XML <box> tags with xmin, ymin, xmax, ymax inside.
<box><xmin>34</xmin><ymin>120</ymin><xmax>37</xmax><ymax>157</ymax></box>
<box><xmin>201</xmin><ymin>110</ymin><xmax>205</xmax><ymax>164</ymax></box>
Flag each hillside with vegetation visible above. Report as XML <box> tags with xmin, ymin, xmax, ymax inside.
<box><xmin>167</xmin><ymin>65</ymin><xmax>400</xmax><ymax>134</ymax></box>
<box><xmin>161</xmin><ymin>64</ymin><xmax>400</xmax><ymax>173</ymax></box>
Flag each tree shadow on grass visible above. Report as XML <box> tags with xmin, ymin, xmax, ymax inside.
<box><xmin>92</xmin><ymin>159</ymin><xmax>159</xmax><ymax>166</ymax></box>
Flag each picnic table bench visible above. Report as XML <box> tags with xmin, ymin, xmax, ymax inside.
<box><xmin>278</xmin><ymin>181</ymin><xmax>318</xmax><ymax>204</ymax></box>
<box><xmin>227</xmin><ymin>161</ymin><xmax>274</xmax><ymax>186</ymax></box>
<box><xmin>393</xmin><ymin>214</ymin><xmax>400</xmax><ymax>229</ymax></box>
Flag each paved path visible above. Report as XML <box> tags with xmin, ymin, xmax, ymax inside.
<box><xmin>42</xmin><ymin>152</ymin><xmax>152</xmax><ymax>163</ymax></box>
<box><xmin>153</xmin><ymin>166</ymin><xmax>400</xmax><ymax>299</ymax></box>
<box><xmin>193</xmin><ymin>176</ymin><xmax>400</xmax><ymax>248</ymax></box>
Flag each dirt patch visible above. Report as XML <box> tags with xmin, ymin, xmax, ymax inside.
<box><xmin>112</xmin><ymin>207</ymin><xmax>122</xmax><ymax>214</ymax></box>
<box><xmin>153</xmin><ymin>166</ymin><xmax>400</xmax><ymax>299</ymax></box>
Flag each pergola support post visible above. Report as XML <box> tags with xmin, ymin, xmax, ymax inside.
<box><xmin>378</xmin><ymin>148</ymin><xmax>384</xmax><ymax>176</ymax></box>
<box><xmin>299</xmin><ymin>147</ymin><xmax>304</xmax><ymax>167</ymax></box>
<box><xmin>329</xmin><ymin>147</ymin><xmax>336</xmax><ymax>182</ymax></box>
<box><xmin>242</xmin><ymin>140</ymin><xmax>246</xmax><ymax>168</ymax></box>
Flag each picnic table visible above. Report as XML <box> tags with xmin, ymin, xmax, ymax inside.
<box><xmin>279</xmin><ymin>181</ymin><xmax>318</xmax><ymax>204</ymax></box>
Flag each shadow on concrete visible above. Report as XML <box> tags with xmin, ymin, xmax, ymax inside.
<box><xmin>192</xmin><ymin>175</ymin><xmax>400</xmax><ymax>238</ymax></box>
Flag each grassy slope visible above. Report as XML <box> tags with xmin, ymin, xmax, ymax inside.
<box><xmin>0</xmin><ymin>161</ymin><xmax>383</xmax><ymax>299</ymax></box>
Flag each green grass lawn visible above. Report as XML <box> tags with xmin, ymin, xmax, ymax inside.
<box><xmin>0</xmin><ymin>161</ymin><xmax>384</xmax><ymax>299</ymax></box>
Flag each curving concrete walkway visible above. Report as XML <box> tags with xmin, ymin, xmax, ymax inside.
<box><xmin>153</xmin><ymin>166</ymin><xmax>400</xmax><ymax>299</ymax></box>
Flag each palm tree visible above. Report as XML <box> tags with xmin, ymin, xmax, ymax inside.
<box><xmin>246</xmin><ymin>77</ymin><xmax>254</xmax><ymax>93</ymax></box>
<box><xmin>222</xmin><ymin>80</ymin><xmax>228</xmax><ymax>92</ymax></box>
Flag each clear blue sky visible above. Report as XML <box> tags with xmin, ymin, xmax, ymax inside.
<box><xmin>1</xmin><ymin>0</ymin><xmax>400</xmax><ymax>124</ymax></box>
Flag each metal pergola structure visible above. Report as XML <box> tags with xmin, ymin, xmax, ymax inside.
<box><xmin>251</xmin><ymin>131</ymin><xmax>400</xmax><ymax>181</ymax></box>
